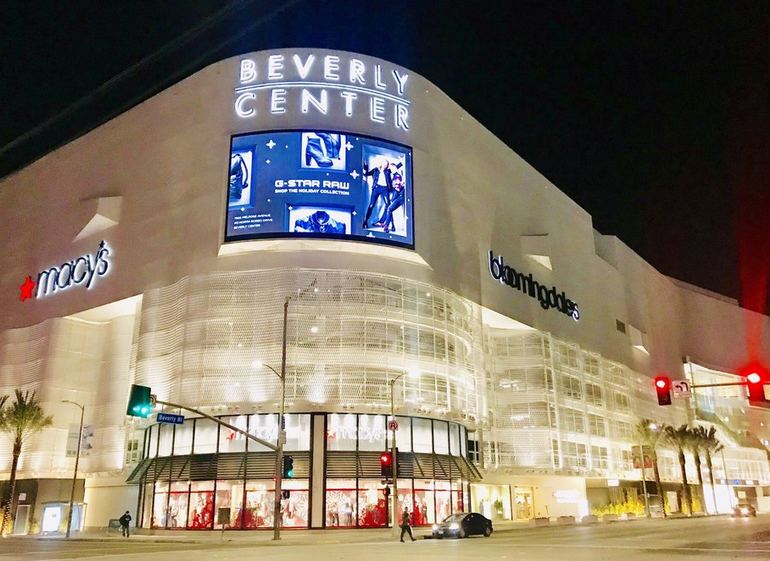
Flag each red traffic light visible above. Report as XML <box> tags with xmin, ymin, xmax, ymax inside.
<box><xmin>654</xmin><ymin>375</ymin><xmax>672</xmax><ymax>406</ymax></box>
<box><xmin>746</xmin><ymin>372</ymin><xmax>762</xmax><ymax>385</ymax></box>
<box><xmin>741</xmin><ymin>362</ymin><xmax>769</xmax><ymax>402</ymax></box>
<box><xmin>380</xmin><ymin>451</ymin><xmax>393</xmax><ymax>477</ymax></box>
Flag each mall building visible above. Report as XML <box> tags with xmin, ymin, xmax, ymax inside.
<box><xmin>1</xmin><ymin>49</ymin><xmax>769</xmax><ymax>534</ymax></box>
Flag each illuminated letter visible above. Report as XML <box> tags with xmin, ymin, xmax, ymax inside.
<box><xmin>340</xmin><ymin>91</ymin><xmax>358</xmax><ymax>116</ymax></box>
<box><xmin>292</xmin><ymin>54</ymin><xmax>315</xmax><ymax>79</ymax></box>
<box><xmin>270</xmin><ymin>88</ymin><xmax>287</xmax><ymax>114</ymax></box>
<box><xmin>349</xmin><ymin>59</ymin><xmax>366</xmax><ymax>84</ymax></box>
<box><xmin>374</xmin><ymin>65</ymin><xmax>386</xmax><ymax>90</ymax></box>
<box><xmin>239</xmin><ymin>59</ymin><xmax>257</xmax><ymax>84</ymax></box>
<box><xmin>72</xmin><ymin>256</ymin><xmax>89</xmax><ymax>284</ymax></box>
<box><xmin>324</xmin><ymin>55</ymin><xmax>340</xmax><ymax>80</ymax></box>
<box><xmin>56</xmin><ymin>263</ymin><xmax>73</xmax><ymax>289</ymax></box>
<box><xmin>234</xmin><ymin>92</ymin><xmax>257</xmax><ymax>118</ymax></box>
<box><xmin>36</xmin><ymin>268</ymin><xmax>59</xmax><ymax>297</ymax></box>
<box><xmin>369</xmin><ymin>97</ymin><xmax>385</xmax><ymax>123</ymax></box>
<box><xmin>268</xmin><ymin>55</ymin><xmax>284</xmax><ymax>80</ymax></box>
<box><xmin>301</xmin><ymin>89</ymin><xmax>328</xmax><ymax>114</ymax></box>
<box><xmin>392</xmin><ymin>69</ymin><xmax>409</xmax><ymax>95</ymax></box>
<box><xmin>395</xmin><ymin>105</ymin><xmax>409</xmax><ymax>130</ymax></box>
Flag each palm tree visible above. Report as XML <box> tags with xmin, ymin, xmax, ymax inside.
<box><xmin>0</xmin><ymin>390</ymin><xmax>53</xmax><ymax>535</ymax></box>
<box><xmin>665</xmin><ymin>424</ymin><xmax>694</xmax><ymax>515</ymax></box>
<box><xmin>688</xmin><ymin>426</ymin><xmax>708</xmax><ymax>513</ymax></box>
<box><xmin>701</xmin><ymin>426</ymin><xmax>723</xmax><ymax>513</ymax></box>
<box><xmin>634</xmin><ymin>419</ymin><xmax>666</xmax><ymax>517</ymax></box>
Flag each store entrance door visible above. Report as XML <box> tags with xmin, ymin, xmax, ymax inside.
<box><xmin>514</xmin><ymin>487</ymin><xmax>534</xmax><ymax>520</ymax></box>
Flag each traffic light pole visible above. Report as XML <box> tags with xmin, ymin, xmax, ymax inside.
<box><xmin>151</xmin><ymin>399</ymin><xmax>278</xmax><ymax>452</ymax></box>
<box><xmin>62</xmin><ymin>400</ymin><xmax>84</xmax><ymax>538</ymax></box>
<box><xmin>272</xmin><ymin>298</ymin><xmax>289</xmax><ymax>541</ymax></box>
<box><xmin>389</xmin><ymin>374</ymin><xmax>405</xmax><ymax>536</ymax></box>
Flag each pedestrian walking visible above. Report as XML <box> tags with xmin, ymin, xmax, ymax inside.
<box><xmin>400</xmin><ymin>509</ymin><xmax>416</xmax><ymax>542</ymax></box>
<box><xmin>119</xmin><ymin>510</ymin><xmax>132</xmax><ymax>538</ymax></box>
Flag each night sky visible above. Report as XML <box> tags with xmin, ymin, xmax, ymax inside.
<box><xmin>2</xmin><ymin>1</ymin><xmax>769</xmax><ymax>313</ymax></box>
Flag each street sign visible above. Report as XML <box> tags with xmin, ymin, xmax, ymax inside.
<box><xmin>278</xmin><ymin>429</ymin><xmax>287</xmax><ymax>445</ymax></box>
<box><xmin>672</xmin><ymin>380</ymin><xmax>692</xmax><ymax>398</ymax></box>
<box><xmin>157</xmin><ymin>412</ymin><xmax>184</xmax><ymax>424</ymax></box>
<box><xmin>388</xmin><ymin>420</ymin><xmax>399</xmax><ymax>431</ymax></box>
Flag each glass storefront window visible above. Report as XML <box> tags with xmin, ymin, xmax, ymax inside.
<box><xmin>157</xmin><ymin>424</ymin><xmax>174</xmax><ymax>457</ymax></box>
<box><xmin>188</xmin><ymin>481</ymin><xmax>214</xmax><ymax>529</ymax></box>
<box><xmin>412</xmin><ymin>418</ymin><xmax>432</xmax><ymax>453</ymax></box>
<box><xmin>413</xmin><ymin>480</ymin><xmax>435</xmax><ymax>525</ymax></box>
<box><xmin>435</xmin><ymin>480</ymin><xmax>451</xmax><ymax>521</ymax></box>
<box><xmin>174</xmin><ymin>422</ymin><xmax>194</xmax><ymax>455</ymax></box>
<box><xmin>326</xmin><ymin>479</ymin><xmax>357</xmax><ymax>527</ymax></box>
<box><xmin>285</xmin><ymin>413</ymin><xmax>311</xmax><ymax>451</ymax></box>
<box><xmin>194</xmin><ymin>419</ymin><xmax>219</xmax><ymax>454</ymax></box>
<box><xmin>147</xmin><ymin>425</ymin><xmax>158</xmax><ymax>458</ymax></box>
<box><xmin>395</xmin><ymin>416</ymin><xmax>411</xmax><ymax>452</ymax></box>
<box><xmin>395</xmin><ymin>478</ymin><xmax>413</xmax><ymax>527</ymax></box>
<box><xmin>152</xmin><ymin>492</ymin><xmax>167</xmax><ymax>528</ymax></box>
<box><xmin>247</xmin><ymin>414</ymin><xmax>278</xmax><ymax>451</ymax></box>
<box><xmin>460</xmin><ymin>426</ymin><xmax>467</xmax><ymax>456</ymax></box>
<box><xmin>433</xmin><ymin>420</ymin><xmax>449</xmax><ymax>454</ymax></box>
<box><xmin>281</xmin><ymin>479</ymin><xmax>309</xmax><ymax>527</ymax></box>
<box><xmin>358</xmin><ymin>414</ymin><xmax>386</xmax><ymax>451</ymax></box>
<box><xmin>167</xmin><ymin>482</ymin><xmax>189</xmax><ymax>528</ymax></box>
<box><xmin>219</xmin><ymin>415</ymin><xmax>249</xmax><ymax>454</ymax></box>
<box><xmin>357</xmin><ymin>479</ymin><xmax>388</xmax><ymax>527</ymax></box>
<box><xmin>243</xmin><ymin>480</ymin><xmax>274</xmax><ymax>528</ymax></box>
<box><xmin>327</xmin><ymin>414</ymin><xmax>357</xmax><ymax>451</ymax></box>
<box><xmin>449</xmin><ymin>423</ymin><xmax>460</xmax><ymax>456</ymax></box>
<box><xmin>214</xmin><ymin>480</ymin><xmax>243</xmax><ymax>529</ymax></box>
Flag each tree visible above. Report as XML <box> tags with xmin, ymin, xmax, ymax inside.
<box><xmin>665</xmin><ymin>424</ymin><xmax>694</xmax><ymax>515</ymax></box>
<box><xmin>700</xmin><ymin>426</ymin><xmax>723</xmax><ymax>513</ymax></box>
<box><xmin>0</xmin><ymin>390</ymin><xmax>53</xmax><ymax>535</ymax></box>
<box><xmin>634</xmin><ymin>419</ymin><xmax>667</xmax><ymax>517</ymax></box>
<box><xmin>688</xmin><ymin>426</ymin><xmax>708</xmax><ymax>513</ymax></box>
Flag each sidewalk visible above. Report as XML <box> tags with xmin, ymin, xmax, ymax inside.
<box><xmin>5</xmin><ymin>514</ymin><xmax>735</xmax><ymax>546</ymax></box>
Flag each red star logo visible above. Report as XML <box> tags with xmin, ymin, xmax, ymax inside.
<box><xmin>19</xmin><ymin>276</ymin><xmax>36</xmax><ymax>302</ymax></box>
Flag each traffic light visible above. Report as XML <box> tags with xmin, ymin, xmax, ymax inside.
<box><xmin>380</xmin><ymin>451</ymin><xmax>393</xmax><ymax>478</ymax></box>
<box><xmin>282</xmin><ymin>455</ymin><xmax>294</xmax><ymax>478</ymax></box>
<box><xmin>654</xmin><ymin>376</ymin><xmax>672</xmax><ymax>406</ymax></box>
<box><xmin>126</xmin><ymin>384</ymin><xmax>153</xmax><ymax>417</ymax></box>
<box><xmin>742</xmin><ymin>362</ymin><xmax>769</xmax><ymax>402</ymax></box>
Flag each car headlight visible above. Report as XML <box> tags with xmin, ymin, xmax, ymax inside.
<box><xmin>449</xmin><ymin>522</ymin><xmax>460</xmax><ymax>530</ymax></box>
<box><xmin>740</xmin><ymin>508</ymin><xmax>749</xmax><ymax>515</ymax></box>
<box><xmin>432</xmin><ymin>524</ymin><xmax>438</xmax><ymax>531</ymax></box>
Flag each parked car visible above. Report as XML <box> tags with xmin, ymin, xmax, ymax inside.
<box><xmin>733</xmin><ymin>503</ymin><xmax>757</xmax><ymax>517</ymax></box>
<box><xmin>431</xmin><ymin>512</ymin><xmax>493</xmax><ymax>538</ymax></box>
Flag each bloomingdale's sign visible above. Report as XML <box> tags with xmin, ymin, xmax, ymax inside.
<box><xmin>489</xmin><ymin>250</ymin><xmax>580</xmax><ymax>321</ymax></box>
<box><xmin>19</xmin><ymin>240</ymin><xmax>112</xmax><ymax>302</ymax></box>
<box><xmin>233</xmin><ymin>51</ymin><xmax>410</xmax><ymax>131</ymax></box>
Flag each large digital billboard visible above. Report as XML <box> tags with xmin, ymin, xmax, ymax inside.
<box><xmin>225</xmin><ymin>130</ymin><xmax>413</xmax><ymax>248</ymax></box>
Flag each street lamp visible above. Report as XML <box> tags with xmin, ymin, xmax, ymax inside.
<box><xmin>61</xmin><ymin>400</ymin><xmax>84</xmax><ymax>538</ymax></box>
<box><xmin>259</xmin><ymin>279</ymin><xmax>317</xmax><ymax>541</ymax></box>
<box><xmin>388</xmin><ymin>369</ymin><xmax>418</xmax><ymax>534</ymax></box>
<box><xmin>252</xmin><ymin>359</ymin><xmax>285</xmax><ymax>541</ymax></box>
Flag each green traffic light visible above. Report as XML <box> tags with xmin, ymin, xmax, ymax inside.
<box><xmin>127</xmin><ymin>384</ymin><xmax>153</xmax><ymax>418</ymax></box>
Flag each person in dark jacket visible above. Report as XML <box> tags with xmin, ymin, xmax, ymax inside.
<box><xmin>362</xmin><ymin>158</ymin><xmax>403</xmax><ymax>228</ymax></box>
<box><xmin>377</xmin><ymin>172</ymin><xmax>406</xmax><ymax>233</ymax></box>
<box><xmin>400</xmin><ymin>509</ymin><xmax>416</xmax><ymax>542</ymax></box>
<box><xmin>119</xmin><ymin>510</ymin><xmax>132</xmax><ymax>538</ymax></box>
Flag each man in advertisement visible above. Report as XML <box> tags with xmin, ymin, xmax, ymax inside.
<box><xmin>362</xmin><ymin>156</ymin><xmax>403</xmax><ymax>229</ymax></box>
<box><xmin>378</xmin><ymin>172</ymin><xmax>405</xmax><ymax>233</ymax></box>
